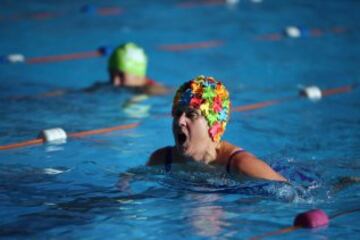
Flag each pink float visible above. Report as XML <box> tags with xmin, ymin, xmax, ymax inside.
<box><xmin>294</xmin><ymin>209</ymin><xmax>329</xmax><ymax>228</ymax></box>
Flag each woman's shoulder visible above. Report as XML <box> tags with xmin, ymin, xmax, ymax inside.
<box><xmin>143</xmin><ymin>78</ymin><xmax>169</xmax><ymax>95</ymax></box>
<box><xmin>215</xmin><ymin>141</ymin><xmax>245</xmax><ymax>165</ymax></box>
<box><xmin>220</xmin><ymin>141</ymin><xmax>244</xmax><ymax>156</ymax></box>
<box><xmin>147</xmin><ymin>146</ymin><xmax>173</xmax><ymax>166</ymax></box>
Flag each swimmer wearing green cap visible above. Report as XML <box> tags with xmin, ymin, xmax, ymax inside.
<box><xmin>29</xmin><ymin>42</ymin><xmax>167</xmax><ymax>98</ymax></box>
<box><xmin>148</xmin><ymin>75</ymin><xmax>287</xmax><ymax>182</ymax></box>
<box><xmin>107</xmin><ymin>42</ymin><xmax>167</xmax><ymax>95</ymax></box>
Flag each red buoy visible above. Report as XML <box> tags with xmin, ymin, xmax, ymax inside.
<box><xmin>294</xmin><ymin>209</ymin><xmax>329</xmax><ymax>228</ymax></box>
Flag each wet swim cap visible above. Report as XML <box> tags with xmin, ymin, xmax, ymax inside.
<box><xmin>108</xmin><ymin>42</ymin><xmax>147</xmax><ymax>77</ymax></box>
<box><xmin>172</xmin><ymin>75</ymin><xmax>231</xmax><ymax>142</ymax></box>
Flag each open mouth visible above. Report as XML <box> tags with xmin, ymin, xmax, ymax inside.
<box><xmin>177</xmin><ymin>132</ymin><xmax>187</xmax><ymax>145</ymax></box>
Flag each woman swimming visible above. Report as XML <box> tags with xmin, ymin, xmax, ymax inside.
<box><xmin>148</xmin><ymin>75</ymin><xmax>287</xmax><ymax>182</ymax></box>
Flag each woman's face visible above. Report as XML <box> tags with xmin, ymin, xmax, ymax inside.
<box><xmin>110</xmin><ymin>70</ymin><xmax>125</xmax><ymax>87</ymax></box>
<box><xmin>172</xmin><ymin>106</ymin><xmax>213</xmax><ymax>160</ymax></box>
<box><xmin>110</xmin><ymin>70</ymin><xmax>146</xmax><ymax>87</ymax></box>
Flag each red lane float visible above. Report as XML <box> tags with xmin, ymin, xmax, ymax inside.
<box><xmin>26</xmin><ymin>50</ymin><xmax>102</xmax><ymax>64</ymax></box>
<box><xmin>177</xmin><ymin>0</ymin><xmax>225</xmax><ymax>8</ymax></box>
<box><xmin>158</xmin><ymin>40</ymin><xmax>224</xmax><ymax>52</ymax></box>
<box><xmin>0</xmin><ymin>84</ymin><xmax>356</xmax><ymax>151</ymax></box>
<box><xmin>256</xmin><ymin>26</ymin><xmax>348</xmax><ymax>42</ymax></box>
<box><xmin>0</xmin><ymin>6</ymin><xmax>122</xmax><ymax>22</ymax></box>
<box><xmin>0</xmin><ymin>123</ymin><xmax>139</xmax><ymax>151</ymax></box>
<box><xmin>294</xmin><ymin>209</ymin><xmax>329</xmax><ymax>228</ymax></box>
<box><xmin>249</xmin><ymin>208</ymin><xmax>360</xmax><ymax>240</ymax></box>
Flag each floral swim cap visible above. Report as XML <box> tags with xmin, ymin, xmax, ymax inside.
<box><xmin>172</xmin><ymin>75</ymin><xmax>231</xmax><ymax>142</ymax></box>
<box><xmin>108</xmin><ymin>42</ymin><xmax>148</xmax><ymax>77</ymax></box>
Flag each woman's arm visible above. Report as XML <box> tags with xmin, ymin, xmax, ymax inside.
<box><xmin>232</xmin><ymin>151</ymin><xmax>287</xmax><ymax>182</ymax></box>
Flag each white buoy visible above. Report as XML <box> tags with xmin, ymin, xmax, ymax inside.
<box><xmin>6</xmin><ymin>54</ymin><xmax>25</xmax><ymax>63</ymax></box>
<box><xmin>300</xmin><ymin>86</ymin><xmax>322</xmax><ymax>101</ymax></box>
<box><xmin>285</xmin><ymin>26</ymin><xmax>301</xmax><ymax>38</ymax></box>
<box><xmin>39</xmin><ymin>128</ymin><xmax>67</xmax><ymax>144</ymax></box>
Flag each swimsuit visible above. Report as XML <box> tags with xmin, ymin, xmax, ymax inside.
<box><xmin>164</xmin><ymin>146</ymin><xmax>245</xmax><ymax>174</ymax></box>
<box><xmin>226</xmin><ymin>149</ymin><xmax>245</xmax><ymax>174</ymax></box>
<box><xmin>145</xmin><ymin>78</ymin><xmax>158</xmax><ymax>86</ymax></box>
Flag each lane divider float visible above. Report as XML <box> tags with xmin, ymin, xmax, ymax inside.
<box><xmin>1</xmin><ymin>39</ymin><xmax>224</xmax><ymax>64</ymax></box>
<box><xmin>158</xmin><ymin>40</ymin><xmax>224</xmax><ymax>52</ymax></box>
<box><xmin>0</xmin><ymin>84</ymin><xmax>356</xmax><ymax>151</ymax></box>
<box><xmin>0</xmin><ymin>123</ymin><xmax>139</xmax><ymax>151</ymax></box>
<box><xmin>232</xmin><ymin>84</ymin><xmax>355</xmax><ymax>113</ymax></box>
<box><xmin>256</xmin><ymin>25</ymin><xmax>347</xmax><ymax>42</ymax></box>
<box><xmin>0</xmin><ymin>5</ymin><xmax>122</xmax><ymax>22</ymax></box>
<box><xmin>177</xmin><ymin>0</ymin><xmax>224</xmax><ymax>8</ymax></box>
<box><xmin>0</xmin><ymin>45</ymin><xmax>114</xmax><ymax>64</ymax></box>
<box><xmin>250</xmin><ymin>208</ymin><xmax>360</xmax><ymax>240</ymax></box>
<box><xmin>177</xmin><ymin>0</ymin><xmax>260</xmax><ymax>8</ymax></box>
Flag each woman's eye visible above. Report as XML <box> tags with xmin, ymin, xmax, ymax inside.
<box><xmin>187</xmin><ymin>112</ymin><xmax>198</xmax><ymax>119</ymax></box>
<box><xmin>174</xmin><ymin>110</ymin><xmax>183</xmax><ymax>118</ymax></box>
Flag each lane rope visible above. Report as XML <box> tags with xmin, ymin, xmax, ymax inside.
<box><xmin>177</xmin><ymin>0</ymin><xmax>224</xmax><ymax>8</ymax></box>
<box><xmin>249</xmin><ymin>208</ymin><xmax>360</xmax><ymax>240</ymax></box>
<box><xmin>1</xmin><ymin>39</ymin><xmax>224</xmax><ymax>64</ymax></box>
<box><xmin>233</xmin><ymin>84</ymin><xmax>355</xmax><ymax>113</ymax></box>
<box><xmin>0</xmin><ymin>45</ymin><xmax>114</xmax><ymax>64</ymax></box>
<box><xmin>26</xmin><ymin>50</ymin><xmax>102</xmax><ymax>64</ymax></box>
<box><xmin>256</xmin><ymin>26</ymin><xmax>348</xmax><ymax>42</ymax></box>
<box><xmin>0</xmin><ymin>123</ymin><xmax>139</xmax><ymax>151</ymax></box>
<box><xmin>0</xmin><ymin>6</ymin><xmax>122</xmax><ymax>22</ymax></box>
<box><xmin>158</xmin><ymin>40</ymin><xmax>224</xmax><ymax>52</ymax></box>
<box><xmin>177</xmin><ymin>0</ymin><xmax>261</xmax><ymax>8</ymax></box>
<box><xmin>0</xmin><ymin>84</ymin><xmax>356</xmax><ymax>151</ymax></box>
<box><xmin>1</xmin><ymin>25</ymin><xmax>347</xmax><ymax>64</ymax></box>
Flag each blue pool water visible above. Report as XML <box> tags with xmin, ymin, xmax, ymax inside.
<box><xmin>1</xmin><ymin>0</ymin><xmax>359</xmax><ymax>239</ymax></box>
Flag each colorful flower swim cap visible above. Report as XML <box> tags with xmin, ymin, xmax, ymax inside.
<box><xmin>108</xmin><ymin>42</ymin><xmax>148</xmax><ymax>77</ymax></box>
<box><xmin>172</xmin><ymin>75</ymin><xmax>231</xmax><ymax>142</ymax></box>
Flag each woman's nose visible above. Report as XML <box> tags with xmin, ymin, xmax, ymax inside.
<box><xmin>177</xmin><ymin>112</ymin><xmax>187</xmax><ymax>126</ymax></box>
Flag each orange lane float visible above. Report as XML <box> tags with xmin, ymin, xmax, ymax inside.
<box><xmin>26</xmin><ymin>50</ymin><xmax>102</xmax><ymax>64</ymax></box>
<box><xmin>158</xmin><ymin>40</ymin><xmax>224</xmax><ymax>52</ymax></box>
<box><xmin>256</xmin><ymin>26</ymin><xmax>348</xmax><ymax>42</ymax></box>
<box><xmin>249</xmin><ymin>208</ymin><xmax>360</xmax><ymax>240</ymax></box>
<box><xmin>0</xmin><ymin>123</ymin><xmax>139</xmax><ymax>151</ymax></box>
<box><xmin>0</xmin><ymin>84</ymin><xmax>356</xmax><ymax>151</ymax></box>
<box><xmin>0</xmin><ymin>6</ymin><xmax>122</xmax><ymax>22</ymax></box>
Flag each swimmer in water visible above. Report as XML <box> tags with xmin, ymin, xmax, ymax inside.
<box><xmin>148</xmin><ymin>75</ymin><xmax>287</xmax><ymax>182</ymax></box>
<box><xmin>13</xmin><ymin>42</ymin><xmax>168</xmax><ymax>99</ymax></box>
<box><xmin>85</xmin><ymin>42</ymin><xmax>168</xmax><ymax>95</ymax></box>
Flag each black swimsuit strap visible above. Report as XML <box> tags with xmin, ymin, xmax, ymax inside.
<box><xmin>165</xmin><ymin>146</ymin><xmax>172</xmax><ymax>172</ymax></box>
<box><xmin>226</xmin><ymin>149</ymin><xmax>245</xmax><ymax>174</ymax></box>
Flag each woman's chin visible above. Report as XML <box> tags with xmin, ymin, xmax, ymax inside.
<box><xmin>176</xmin><ymin>144</ymin><xmax>192</xmax><ymax>157</ymax></box>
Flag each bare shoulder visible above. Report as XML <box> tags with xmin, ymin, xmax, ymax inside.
<box><xmin>231</xmin><ymin>150</ymin><xmax>287</xmax><ymax>182</ymax></box>
<box><xmin>145</xmin><ymin>84</ymin><xmax>169</xmax><ymax>95</ymax></box>
<box><xmin>147</xmin><ymin>146</ymin><xmax>172</xmax><ymax>166</ymax></box>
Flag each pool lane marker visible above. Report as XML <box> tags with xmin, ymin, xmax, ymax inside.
<box><xmin>158</xmin><ymin>40</ymin><xmax>224</xmax><ymax>52</ymax></box>
<box><xmin>26</xmin><ymin>50</ymin><xmax>102</xmax><ymax>64</ymax></box>
<box><xmin>0</xmin><ymin>46</ymin><xmax>114</xmax><ymax>64</ymax></box>
<box><xmin>0</xmin><ymin>5</ymin><xmax>122</xmax><ymax>22</ymax></box>
<box><xmin>232</xmin><ymin>84</ymin><xmax>354</xmax><ymax>113</ymax></box>
<box><xmin>249</xmin><ymin>208</ymin><xmax>360</xmax><ymax>240</ymax></box>
<box><xmin>256</xmin><ymin>26</ymin><xmax>347</xmax><ymax>42</ymax></box>
<box><xmin>1</xmin><ymin>39</ymin><xmax>223</xmax><ymax>64</ymax></box>
<box><xmin>0</xmin><ymin>84</ymin><xmax>355</xmax><ymax>151</ymax></box>
<box><xmin>177</xmin><ymin>0</ymin><xmax>224</xmax><ymax>8</ymax></box>
<box><xmin>177</xmin><ymin>0</ymin><xmax>259</xmax><ymax>8</ymax></box>
<box><xmin>0</xmin><ymin>123</ymin><xmax>139</xmax><ymax>151</ymax></box>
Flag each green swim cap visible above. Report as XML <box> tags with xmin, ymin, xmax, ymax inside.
<box><xmin>108</xmin><ymin>42</ymin><xmax>148</xmax><ymax>77</ymax></box>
